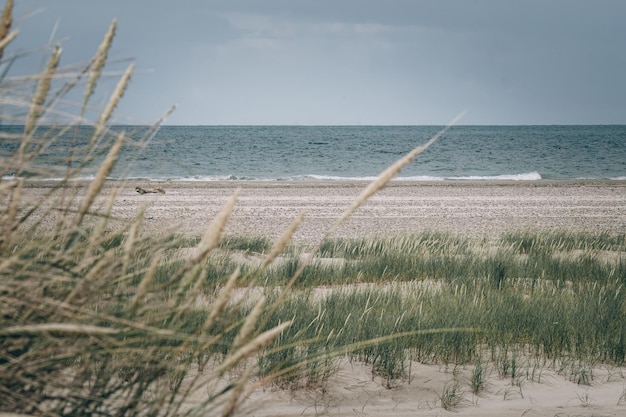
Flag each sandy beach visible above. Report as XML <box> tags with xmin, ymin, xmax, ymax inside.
<box><xmin>17</xmin><ymin>179</ymin><xmax>626</xmax><ymax>416</ymax></box>
<box><xmin>239</xmin><ymin>357</ymin><xmax>626</xmax><ymax>417</ymax></box>
<box><xmin>23</xmin><ymin>179</ymin><xmax>626</xmax><ymax>243</ymax></box>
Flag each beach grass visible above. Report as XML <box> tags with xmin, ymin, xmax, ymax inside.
<box><xmin>226</xmin><ymin>230</ymin><xmax>625</xmax><ymax>388</ymax></box>
<box><xmin>0</xmin><ymin>5</ymin><xmax>294</xmax><ymax>414</ymax></box>
<box><xmin>0</xmin><ymin>4</ymin><xmax>459</xmax><ymax>413</ymax></box>
<box><xmin>2</xmin><ymin>2</ymin><xmax>626</xmax><ymax>415</ymax></box>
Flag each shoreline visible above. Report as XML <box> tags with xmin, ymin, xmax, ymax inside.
<box><xmin>24</xmin><ymin>178</ymin><xmax>626</xmax><ymax>187</ymax></box>
<box><xmin>19</xmin><ymin>179</ymin><xmax>626</xmax><ymax>243</ymax></box>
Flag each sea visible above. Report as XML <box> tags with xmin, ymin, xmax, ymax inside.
<box><xmin>1</xmin><ymin>125</ymin><xmax>625</xmax><ymax>181</ymax></box>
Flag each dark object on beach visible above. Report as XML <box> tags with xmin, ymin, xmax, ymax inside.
<box><xmin>135</xmin><ymin>186</ymin><xmax>165</xmax><ymax>194</ymax></box>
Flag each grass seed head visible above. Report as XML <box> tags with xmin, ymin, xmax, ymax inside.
<box><xmin>23</xmin><ymin>44</ymin><xmax>62</xmax><ymax>138</ymax></box>
<box><xmin>0</xmin><ymin>0</ymin><xmax>13</xmax><ymax>60</ymax></box>
<box><xmin>82</xmin><ymin>19</ymin><xmax>117</xmax><ymax>116</ymax></box>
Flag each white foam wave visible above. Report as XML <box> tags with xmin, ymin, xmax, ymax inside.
<box><xmin>2</xmin><ymin>174</ymin><xmax>98</xmax><ymax>181</ymax></box>
<box><xmin>446</xmin><ymin>172</ymin><xmax>542</xmax><ymax>181</ymax></box>
<box><xmin>108</xmin><ymin>172</ymin><xmax>545</xmax><ymax>182</ymax></box>
<box><xmin>12</xmin><ymin>172</ymin><xmax>626</xmax><ymax>183</ymax></box>
<box><xmin>395</xmin><ymin>175</ymin><xmax>446</xmax><ymax>181</ymax></box>
<box><xmin>299</xmin><ymin>174</ymin><xmax>380</xmax><ymax>181</ymax></box>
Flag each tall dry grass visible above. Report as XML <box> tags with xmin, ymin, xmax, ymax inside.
<box><xmin>0</xmin><ymin>5</ymin><xmax>291</xmax><ymax>415</ymax></box>
<box><xmin>0</xmin><ymin>3</ymin><xmax>462</xmax><ymax>415</ymax></box>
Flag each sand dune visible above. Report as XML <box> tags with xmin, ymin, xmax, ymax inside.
<box><xmin>19</xmin><ymin>179</ymin><xmax>626</xmax><ymax>416</ymax></box>
<box><xmin>240</xmin><ymin>358</ymin><xmax>626</xmax><ymax>416</ymax></box>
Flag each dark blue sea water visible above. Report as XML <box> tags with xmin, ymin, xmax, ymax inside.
<box><xmin>2</xmin><ymin>125</ymin><xmax>625</xmax><ymax>181</ymax></box>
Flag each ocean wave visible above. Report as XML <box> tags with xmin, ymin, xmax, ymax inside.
<box><xmin>150</xmin><ymin>172</ymin><xmax>543</xmax><ymax>182</ymax></box>
<box><xmin>299</xmin><ymin>173</ymin><xmax>543</xmax><ymax>181</ymax></box>
<box><xmin>394</xmin><ymin>175</ymin><xmax>446</xmax><ymax>181</ymax></box>
<box><xmin>445</xmin><ymin>172</ymin><xmax>543</xmax><ymax>181</ymax></box>
<box><xmin>297</xmin><ymin>174</ymin><xmax>380</xmax><ymax>181</ymax></box>
<box><xmin>15</xmin><ymin>171</ymin><xmax>626</xmax><ymax>183</ymax></box>
<box><xmin>2</xmin><ymin>174</ymin><xmax>99</xmax><ymax>181</ymax></box>
<box><xmin>4</xmin><ymin>125</ymin><xmax>625</xmax><ymax>182</ymax></box>
<box><xmin>126</xmin><ymin>175</ymin><xmax>268</xmax><ymax>182</ymax></box>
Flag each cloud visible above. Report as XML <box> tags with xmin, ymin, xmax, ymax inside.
<box><xmin>6</xmin><ymin>0</ymin><xmax>626</xmax><ymax>124</ymax></box>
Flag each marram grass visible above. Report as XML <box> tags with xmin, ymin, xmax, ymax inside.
<box><xmin>0</xmin><ymin>6</ymin><xmax>292</xmax><ymax>415</ymax></box>
<box><xmin>0</xmin><ymin>3</ymin><xmax>468</xmax><ymax>414</ymax></box>
<box><xmin>3</xmin><ymin>2</ymin><xmax>625</xmax><ymax>415</ymax></box>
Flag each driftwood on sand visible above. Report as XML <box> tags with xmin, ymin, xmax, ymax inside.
<box><xmin>135</xmin><ymin>186</ymin><xmax>165</xmax><ymax>195</ymax></box>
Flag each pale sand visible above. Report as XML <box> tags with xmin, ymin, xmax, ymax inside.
<box><xmin>22</xmin><ymin>179</ymin><xmax>626</xmax><ymax>242</ymax></box>
<box><xmin>18</xmin><ymin>179</ymin><xmax>626</xmax><ymax>416</ymax></box>
<box><xmin>238</xmin><ymin>358</ymin><xmax>626</xmax><ymax>417</ymax></box>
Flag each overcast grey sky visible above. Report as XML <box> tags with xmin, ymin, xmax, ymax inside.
<box><xmin>9</xmin><ymin>1</ymin><xmax>626</xmax><ymax>125</ymax></box>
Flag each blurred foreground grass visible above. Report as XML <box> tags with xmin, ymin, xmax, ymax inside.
<box><xmin>0</xmin><ymin>2</ymin><xmax>292</xmax><ymax>414</ymax></box>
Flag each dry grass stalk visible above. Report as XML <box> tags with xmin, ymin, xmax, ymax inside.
<box><xmin>256</xmin><ymin>214</ymin><xmax>306</xmax><ymax>329</ymax></box>
<box><xmin>0</xmin><ymin>29</ymin><xmax>17</xmax><ymax>57</ymax></box>
<box><xmin>221</xmin><ymin>366</ymin><xmax>254</xmax><ymax>417</ymax></box>
<box><xmin>22</xmin><ymin>44</ymin><xmax>61</xmax><ymax>139</ymax></box>
<box><xmin>122</xmin><ymin>204</ymin><xmax>145</xmax><ymax>273</ymax></box>
<box><xmin>74</xmin><ymin>130</ymin><xmax>125</xmax><ymax>227</ymax></box>
<box><xmin>176</xmin><ymin>263</ymin><xmax>212</xmax><ymax>317</ymax></box>
<box><xmin>232</xmin><ymin>296</ymin><xmax>266</xmax><ymax>350</ymax></box>
<box><xmin>201</xmin><ymin>267</ymin><xmax>240</xmax><ymax>334</ymax></box>
<box><xmin>83</xmin><ymin>187</ymin><xmax>119</xmax><ymax>260</ymax></box>
<box><xmin>0</xmin><ymin>323</ymin><xmax>119</xmax><ymax>335</ymax></box>
<box><xmin>0</xmin><ymin>177</ymin><xmax>23</xmax><ymax>250</ymax></box>
<box><xmin>64</xmin><ymin>249</ymin><xmax>116</xmax><ymax>305</ymax></box>
<box><xmin>193</xmin><ymin>189</ymin><xmax>240</xmax><ymax>265</ymax></box>
<box><xmin>333</xmin><ymin>111</ymin><xmax>466</xmax><ymax>231</ymax></box>
<box><xmin>0</xmin><ymin>254</ymin><xmax>18</xmax><ymax>274</ymax></box>
<box><xmin>131</xmin><ymin>249</ymin><xmax>163</xmax><ymax>308</ymax></box>
<box><xmin>217</xmin><ymin>321</ymin><xmax>292</xmax><ymax>375</ymax></box>
<box><xmin>166</xmin><ymin>189</ymin><xmax>240</xmax><ymax>295</ymax></box>
<box><xmin>82</xmin><ymin>19</ymin><xmax>116</xmax><ymax>116</ymax></box>
<box><xmin>0</xmin><ymin>0</ymin><xmax>13</xmax><ymax>60</ymax></box>
<box><xmin>261</xmin><ymin>212</ymin><xmax>305</xmax><ymax>269</ymax></box>
<box><xmin>138</xmin><ymin>104</ymin><xmax>176</xmax><ymax>145</ymax></box>
<box><xmin>90</xmin><ymin>63</ymin><xmax>134</xmax><ymax>146</ymax></box>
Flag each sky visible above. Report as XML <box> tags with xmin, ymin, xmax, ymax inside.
<box><xmin>7</xmin><ymin>0</ymin><xmax>626</xmax><ymax>125</ymax></box>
